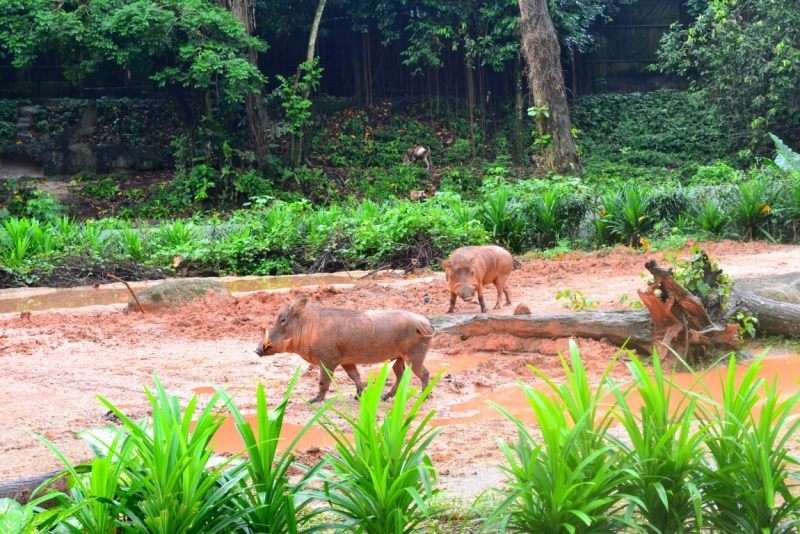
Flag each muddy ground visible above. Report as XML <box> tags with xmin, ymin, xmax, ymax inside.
<box><xmin>2</xmin><ymin>240</ymin><xmax>800</xmax><ymax>498</ymax></box>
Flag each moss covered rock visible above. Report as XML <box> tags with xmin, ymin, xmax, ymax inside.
<box><xmin>127</xmin><ymin>279</ymin><xmax>231</xmax><ymax>313</ymax></box>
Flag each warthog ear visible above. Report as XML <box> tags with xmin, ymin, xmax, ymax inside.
<box><xmin>290</xmin><ymin>294</ymin><xmax>309</xmax><ymax>317</ymax></box>
<box><xmin>439</xmin><ymin>259</ymin><xmax>451</xmax><ymax>269</ymax></box>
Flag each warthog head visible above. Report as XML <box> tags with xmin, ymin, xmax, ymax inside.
<box><xmin>440</xmin><ymin>259</ymin><xmax>478</xmax><ymax>302</ymax></box>
<box><xmin>254</xmin><ymin>295</ymin><xmax>308</xmax><ymax>356</ymax></box>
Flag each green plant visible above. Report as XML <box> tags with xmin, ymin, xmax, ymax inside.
<box><xmin>606</xmin><ymin>186</ymin><xmax>652</xmax><ymax>247</ymax></box>
<box><xmin>556</xmin><ymin>288</ymin><xmax>598</xmax><ymax>312</ymax></box>
<box><xmin>486</xmin><ymin>341</ymin><xmax>638</xmax><ymax>533</ymax></box>
<box><xmin>698</xmin><ymin>353</ymin><xmax>800</xmax><ymax>533</ymax></box>
<box><xmin>97</xmin><ymin>376</ymin><xmax>249</xmax><ymax>534</ymax></box>
<box><xmin>607</xmin><ymin>350</ymin><xmax>706</xmax><ymax>533</ymax></box>
<box><xmin>729</xmin><ymin>180</ymin><xmax>780</xmax><ymax>241</ymax></box>
<box><xmin>670</xmin><ymin>246</ymin><xmax>732</xmax><ymax>312</ymax></box>
<box><xmin>529</xmin><ymin>189</ymin><xmax>568</xmax><ymax>248</ymax></box>
<box><xmin>310</xmin><ymin>364</ymin><xmax>443</xmax><ymax>534</ymax></box>
<box><xmin>732</xmin><ymin>311</ymin><xmax>759</xmax><ymax>339</ymax></box>
<box><xmin>617</xmin><ymin>295</ymin><xmax>643</xmax><ymax>309</ymax></box>
<box><xmin>214</xmin><ymin>369</ymin><xmax>328</xmax><ymax>534</ymax></box>
<box><xmin>1</xmin><ymin>217</ymin><xmax>32</xmax><ymax>268</ymax></box>
<box><xmin>157</xmin><ymin>220</ymin><xmax>198</xmax><ymax>249</ymax></box>
<box><xmin>0</xmin><ymin>495</ymin><xmax>81</xmax><ymax>534</ymax></box>
<box><xmin>83</xmin><ymin>179</ymin><xmax>120</xmax><ymax>201</ymax></box>
<box><xmin>34</xmin><ymin>425</ymin><xmax>134</xmax><ymax>534</ymax></box>
<box><xmin>119</xmin><ymin>225</ymin><xmax>145</xmax><ymax>262</ymax></box>
<box><xmin>690</xmin><ymin>197</ymin><xmax>728</xmax><ymax>236</ymax></box>
<box><xmin>481</xmin><ymin>186</ymin><xmax>526</xmax><ymax>253</ymax></box>
<box><xmin>770</xmin><ymin>133</ymin><xmax>800</xmax><ymax>172</ymax></box>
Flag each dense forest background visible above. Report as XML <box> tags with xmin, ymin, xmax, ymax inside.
<box><xmin>0</xmin><ymin>0</ymin><xmax>799</xmax><ymax>284</ymax></box>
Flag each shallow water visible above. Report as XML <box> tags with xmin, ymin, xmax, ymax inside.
<box><xmin>439</xmin><ymin>352</ymin><xmax>800</xmax><ymax>426</ymax></box>
<box><xmin>0</xmin><ymin>272</ymin><xmax>367</xmax><ymax>314</ymax></box>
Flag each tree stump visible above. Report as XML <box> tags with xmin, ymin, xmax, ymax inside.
<box><xmin>637</xmin><ymin>260</ymin><xmax>739</xmax><ymax>360</ymax></box>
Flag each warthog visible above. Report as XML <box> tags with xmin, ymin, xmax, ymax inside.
<box><xmin>255</xmin><ymin>295</ymin><xmax>434</xmax><ymax>402</ymax></box>
<box><xmin>441</xmin><ymin>245</ymin><xmax>513</xmax><ymax>313</ymax></box>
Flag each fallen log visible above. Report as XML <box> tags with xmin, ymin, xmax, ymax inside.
<box><xmin>429</xmin><ymin>310</ymin><xmax>656</xmax><ymax>354</ymax></box>
<box><xmin>0</xmin><ymin>470</ymin><xmax>66</xmax><ymax>506</ymax></box>
<box><xmin>430</xmin><ymin>259</ymin><xmax>741</xmax><ymax>361</ymax></box>
<box><xmin>732</xmin><ymin>289</ymin><xmax>800</xmax><ymax>338</ymax></box>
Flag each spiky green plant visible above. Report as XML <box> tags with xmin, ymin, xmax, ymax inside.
<box><xmin>529</xmin><ymin>189</ymin><xmax>567</xmax><ymax>248</ymax></box>
<box><xmin>690</xmin><ymin>197</ymin><xmax>728</xmax><ymax>236</ymax></box>
<box><xmin>607</xmin><ymin>349</ymin><xmax>706</xmax><ymax>533</ymax></box>
<box><xmin>215</xmin><ymin>368</ymin><xmax>328</xmax><ymax>534</ymax></box>
<box><xmin>34</xmin><ymin>425</ymin><xmax>134</xmax><ymax>534</ymax></box>
<box><xmin>729</xmin><ymin>180</ymin><xmax>779</xmax><ymax>242</ymax></box>
<box><xmin>481</xmin><ymin>186</ymin><xmax>526</xmax><ymax>253</ymax></box>
<box><xmin>309</xmin><ymin>365</ymin><xmax>443</xmax><ymax>534</ymax></box>
<box><xmin>98</xmin><ymin>376</ymin><xmax>250</xmax><ymax>534</ymax></box>
<box><xmin>486</xmin><ymin>340</ymin><xmax>640</xmax><ymax>534</ymax></box>
<box><xmin>606</xmin><ymin>186</ymin><xmax>652</xmax><ymax>247</ymax></box>
<box><xmin>157</xmin><ymin>219</ymin><xmax>199</xmax><ymax>249</ymax></box>
<box><xmin>698</xmin><ymin>353</ymin><xmax>800</xmax><ymax>533</ymax></box>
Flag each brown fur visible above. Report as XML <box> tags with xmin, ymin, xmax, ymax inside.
<box><xmin>402</xmin><ymin>146</ymin><xmax>432</xmax><ymax>171</ymax></box>
<box><xmin>255</xmin><ymin>295</ymin><xmax>434</xmax><ymax>403</ymax></box>
<box><xmin>440</xmin><ymin>245</ymin><xmax>513</xmax><ymax>313</ymax></box>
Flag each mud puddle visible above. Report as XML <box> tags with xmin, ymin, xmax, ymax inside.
<box><xmin>0</xmin><ymin>272</ymin><xmax>369</xmax><ymax>314</ymax></box>
<box><xmin>212</xmin><ymin>416</ymin><xmax>342</xmax><ymax>455</ymax></box>
<box><xmin>438</xmin><ymin>352</ymin><xmax>800</xmax><ymax>426</ymax></box>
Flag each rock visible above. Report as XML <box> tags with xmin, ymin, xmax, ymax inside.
<box><xmin>513</xmin><ymin>303</ymin><xmax>531</xmax><ymax>315</ymax></box>
<box><xmin>127</xmin><ymin>279</ymin><xmax>232</xmax><ymax>313</ymax></box>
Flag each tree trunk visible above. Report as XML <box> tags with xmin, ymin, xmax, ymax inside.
<box><xmin>350</xmin><ymin>32</ymin><xmax>363</xmax><ymax>104</ymax></box>
<box><xmin>513</xmin><ymin>53</ymin><xmax>525</xmax><ymax>165</ymax></box>
<box><xmin>517</xmin><ymin>0</ymin><xmax>582</xmax><ymax>176</ymax></box>
<box><xmin>466</xmin><ymin>60</ymin><xmax>476</xmax><ymax>163</ymax></box>
<box><xmin>223</xmin><ymin>0</ymin><xmax>268</xmax><ymax>170</ymax></box>
<box><xmin>429</xmin><ymin>310</ymin><xmax>657</xmax><ymax>354</ymax></box>
<box><xmin>300</xmin><ymin>0</ymin><xmax>327</xmax><ymax>103</ymax></box>
<box><xmin>290</xmin><ymin>0</ymin><xmax>327</xmax><ymax>166</ymax></box>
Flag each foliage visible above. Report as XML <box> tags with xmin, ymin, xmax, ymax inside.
<box><xmin>310</xmin><ymin>364</ymin><xmax>443</xmax><ymax>534</ymax></box>
<box><xmin>555</xmin><ymin>288</ymin><xmax>597</xmax><ymax>312</ymax></box>
<box><xmin>215</xmin><ymin>369</ymin><xmax>328</xmax><ymax>534</ymax></box>
<box><xmin>729</xmin><ymin>180</ymin><xmax>779</xmax><ymax>242</ymax></box>
<box><xmin>573</xmin><ymin>90</ymin><xmax>738</xmax><ymax>178</ymax></box>
<box><xmin>697</xmin><ymin>353</ymin><xmax>800</xmax><ymax>533</ymax></box>
<box><xmin>480</xmin><ymin>185</ymin><xmax>526</xmax><ymax>253</ymax></box>
<box><xmin>655</xmin><ymin>0</ymin><xmax>800</xmax><ymax>152</ymax></box>
<box><xmin>607</xmin><ymin>350</ymin><xmax>706</xmax><ymax>533</ymax></box>
<box><xmin>770</xmin><ymin>133</ymin><xmax>800</xmax><ymax>173</ymax></box>
<box><xmin>0</xmin><ymin>0</ymin><xmax>266</xmax><ymax>103</ymax></box>
<box><xmin>486</xmin><ymin>341</ymin><xmax>636</xmax><ymax>533</ymax></box>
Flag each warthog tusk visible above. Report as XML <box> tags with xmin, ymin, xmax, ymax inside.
<box><xmin>263</xmin><ymin>330</ymin><xmax>270</xmax><ymax>346</ymax></box>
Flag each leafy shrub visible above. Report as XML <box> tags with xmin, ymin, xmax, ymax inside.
<box><xmin>480</xmin><ymin>186</ymin><xmax>526</xmax><ymax>253</ymax></box>
<box><xmin>691</xmin><ymin>197</ymin><xmax>729</xmax><ymax>236</ymax></box>
<box><xmin>729</xmin><ymin>180</ymin><xmax>780</xmax><ymax>241</ymax></box>
<box><xmin>487</xmin><ymin>341</ymin><xmax>635</xmax><ymax>533</ymax></box>
<box><xmin>311</xmin><ymin>364</ymin><xmax>443</xmax><ymax>534</ymax></box>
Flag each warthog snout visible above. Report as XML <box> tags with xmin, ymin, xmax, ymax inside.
<box><xmin>254</xmin><ymin>330</ymin><xmax>271</xmax><ymax>357</ymax></box>
<box><xmin>457</xmin><ymin>285</ymin><xmax>476</xmax><ymax>302</ymax></box>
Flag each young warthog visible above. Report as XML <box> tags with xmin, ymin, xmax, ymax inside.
<box><xmin>254</xmin><ymin>295</ymin><xmax>434</xmax><ymax>403</ymax></box>
<box><xmin>441</xmin><ymin>245</ymin><xmax>513</xmax><ymax>313</ymax></box>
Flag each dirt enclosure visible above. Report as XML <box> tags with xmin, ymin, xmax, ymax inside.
<box><xmin>3</xmin><ymin>240</ymin><xmax>800</xmax><ymax>497</ymax></box>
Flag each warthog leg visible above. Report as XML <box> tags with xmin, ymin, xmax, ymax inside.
<box><xmin>382</xmin><ymin>358</ymin><xmax>407</xmax><ymax>400</ymax></box>
<box><xmin>309</xmin><ymin>363</ymin><xmax>334</xmax><ymax>403</ymax></box>
<box><xmin>342</xmin><ymin>363</ymin><xmax>366</xmax><ymax>399</ymax></box>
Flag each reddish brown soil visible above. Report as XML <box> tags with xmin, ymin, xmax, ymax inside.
<box><xmin>2</xmin><ymin>240</ymin><xmax>800</xmax><ymax>497</ymax></box>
